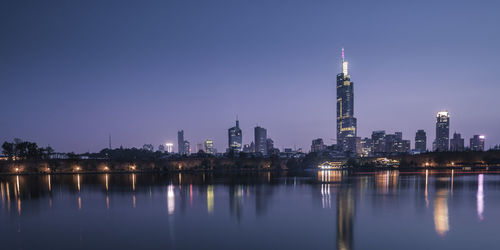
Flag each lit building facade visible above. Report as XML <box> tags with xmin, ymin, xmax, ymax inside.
<box><xmin>254</xmin><ymin>126</ymin><xmax>267</xmax><ymax>155</ymax></box>
<box><xmin>204</xmin><ymin>140</ymin><xmax>215</xmax><ymax>154</ymax></box>
<box><xmin>336</xmin><ymin>48</ymin><xmax>358</xmax><ymax>153</ymax></box>
<box><xmin>371</xmin><ymin>130</ymin><xmax>386</xmax><ymax>155</ymax></box>
<box><xmin>228</xmin><ymin>119</ymin><xmax>243</xmax><ymax>152</ymax></box>
<box><xmin>435</xmin><ymin>111</ymin><xmax>450</xmax><ymax>151</ymax></box>
<box><xmin>470</xmin><ymin>135</ymin><xmax>485</xmax><ymax>151</ymax></box>
<box><xmin>360</xmin><ymin>138</ymin><xmax>372</xmax><ymax>157</ymax></box>
<box><xmin>311</xmin><ymin>138</ymin><xmax>327</xmax><ymax>153</ymax></box>
<box><xmin>415</xmin><ymin>130</ymin><xmax>427</xmax><ymax>152</ymax></box>
<box><xmin>450</xmin><ymin>132</ymin><xmax>464</xmax><ymax>152</ymax></box>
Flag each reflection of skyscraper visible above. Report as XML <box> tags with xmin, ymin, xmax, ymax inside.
<box><xmin>228</xmin><ymin>119</ymin><xmax>243</xmax><ymax>152</ymax></box>
<box><xmin>435</xmin><ymin>111</ymin><xmax>450</xmax><ymax>151</ymax></box>
<box><xmin>229</xmin><ymin>185</ymin><xmax>243</xmax><ymax>222</ymax></box>
<box><xmin>254</xmin><ymin>126</ymin><xmax>267</xmax><ymax>155</ymax></box>
<box><xmin>336</xmin><ymin>187</ymin><xmax>355</xmax><ymax>250</ymax></box>
<box><xmin>336</xmin><ymin>48</ymin><xmax>358</xmax><ymax>153</ymax></box>
<box><xmin>434</xmin><ymin>189</ymin><xmax>449</xmax><ymax>236</ymax></box>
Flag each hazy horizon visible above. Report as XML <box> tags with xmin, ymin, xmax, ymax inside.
<box><xmin>1</xmin><ymin>0</ymin><xmax>499</xmax><ymax>153</ymax></box>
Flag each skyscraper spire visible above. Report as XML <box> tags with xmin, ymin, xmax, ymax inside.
<box><xmin>342</xmin><ymin>47</ymin><xmax>348</xmax><ymax>75</ymax></box>
<box><xmin>342</xmin><ymin>47</ymin><xmax>345</xmax><ymax>63</ymax></box>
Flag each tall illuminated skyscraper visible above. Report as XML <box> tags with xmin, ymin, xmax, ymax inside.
<box><xmin>228</xmin><ymin>119</ymin><xmax>242</xmax><ymax>152</ymax></box>
<box><xmin>336</xmin><ymin>48</ymin><xmax>358</xmax><ymax>152</ymax></box>
<box><xmin>434</xmin><ymin>111</ymin><xmax>450</xmax><ymax>151</ymax></box>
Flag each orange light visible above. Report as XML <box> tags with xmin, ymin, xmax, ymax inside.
<box><xmin>15</xmin><ymin>168</ymin><xmax>19</xmax><ymax>172</ymax></box>
<box><xmin>103</xmin><ymin>166</ymin><xmax>109</xmax><ymax>171</ymax></box>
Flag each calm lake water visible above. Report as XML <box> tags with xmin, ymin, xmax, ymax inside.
<box><xmin>0</xmin><ymin>170</ymin><xmax>498</xmax><ymax>250</ymax></box>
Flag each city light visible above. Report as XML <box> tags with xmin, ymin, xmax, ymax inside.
<box><xmin>165</xmin><ymin>143</ymin><xmax>174</xmax><ymax>153</ymax></box>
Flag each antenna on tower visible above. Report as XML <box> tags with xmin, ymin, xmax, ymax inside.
<box><xmin>342</xmin><ymin>47</ymin><xmax>345</xmax><ymax>62</ymax></box>
<box><xmin>108</xmin><ymin>133</ymin><xmax>112</xmax><ymax>150</ymax></box>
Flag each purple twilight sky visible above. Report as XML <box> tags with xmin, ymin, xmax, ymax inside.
<box><xmin>1</xmin><ymin>0</ymin><xmax>499</xmax><ymax>153</ymax></box>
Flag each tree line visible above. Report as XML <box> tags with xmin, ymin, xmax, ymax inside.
<box><xmin>1</xmin><ymin>139</ymin><xmax>54</xmax><ymax>160</ymax></box>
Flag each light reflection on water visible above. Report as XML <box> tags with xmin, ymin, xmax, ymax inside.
<box><xmin>0</xmin><ymin>171</ymin><xmax>499</xmax><ymax>250</ymax></box>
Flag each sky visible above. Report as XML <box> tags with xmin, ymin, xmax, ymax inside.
<box><xmin>1</xmin><ymin>0</ymin><xmax>499</xmax><ymax>153</ymax></box>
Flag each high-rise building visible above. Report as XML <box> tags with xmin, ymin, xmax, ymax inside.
<box><xmin>415</xmin><ymin>130</ymin><xmax>427</xmax><ymax>152</ymax></box>
<box><xmin>204</xmin><ymin>140</ymin><xmax>215</xmax><ymax>154</ymax></box>
<box><xmin>402</xmin><ymin>140</ymin><xmax>411</xmax><ymax>153</ymax></box>
<box><xmin>344</xmin><ymin>137</ymin><xmax>362</xmax><ymax>155</ymax></box>
<box><xmin>470</xmin><ymin>135</ymin><xmax>485</xmax><ymax>151</ymax></box>
<box><xmin>435</xmin><ymin>111</ymin><xmax>450</xmax><ymax>151</ymax></box>
<box><xmin>371</xmin><ymin>130</ymin><xmax>386</xmax><ymax>155</ymax></box>
<box><xmin>177</xmin><ymin>130</ymin><xmax>185</xmax><ymax>154</ymax></box>
<box><xmin>228</xmin><ymin>119</ymin><xmax>242</xmax><ymax>152</ymax></box>
<box><xmin>336</xmin><ymin>48</ymin><xmax>358</xmax><ymax>152</ymax></box>
<box><xmin>254</xmin><ymin>126</ymin><xmax>267</xmax><ymax>155</ymax></box>
<box><xmin>266</xmin><ymin>138</ymin><xmax>274</xmax><ymax>154</ymax></box>
<box><xmin>450</xmin><ymin>132</ymin><xmax>464</xmax><ymax>152</ymax></box>
<box><xmin>360</xmin><ymin>138</ymin><xmax>372</xmax><ymax>157</ymax></box>
<box><xmin>311</xmin><ymin>138</ymin><xmax>327</xmax><ymax>153</ymax></box>
<box><xmin>183</xmin><ymin>140</ymin><xmax>190</xmax><ymax>155</ymax></box>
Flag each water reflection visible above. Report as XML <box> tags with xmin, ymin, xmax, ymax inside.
<box><xmin>477</xmin><ymin>174</ymin><xmax>484</xmax><ymax>220</ymax></box>
<box><xmin>337</xmin><ymin>187</ymin><xmax>355</xmax><ymax>250</ymax></box>
<box><xmin>0</xmin><ymin>171</ymin><xmax>498</xmax><ymax>250</ymax></box>
<box><xmin>167</xmin><ymin>184</ymin><xmax>175</xmax><ymax>215</ymax></box>
<box><xmin>434</xmin><ymin>189</ymin><xmax>449</xmax><ymax>236</ymax></box>
<box><xmin>207</xmin><ymin>185</ymin><xmax>214</xmax><ymax>214</ymax></box>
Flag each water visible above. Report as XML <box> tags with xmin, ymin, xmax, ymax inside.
<box><xmin>0</xmin><ymin>170</ymin><xmax>498</xmax><ymax>250</ymax></box>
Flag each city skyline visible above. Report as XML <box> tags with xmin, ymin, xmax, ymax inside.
<box><xmin>1</xmin><ymin>0</ymin><xmax>499</xmax><ymax>153</ymax></box>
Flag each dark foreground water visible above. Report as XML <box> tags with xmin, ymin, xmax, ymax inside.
<box><xmin>0</xmin><ymin>170</ymin><xmax>498</xmax><ymax>250</ymax></box>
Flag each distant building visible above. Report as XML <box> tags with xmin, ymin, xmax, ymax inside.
<box><xmin>415</xmin><ymin>130</ymin><xmax>427</xmax><ymax>152</ymax></box>
<box><xmin>435</xmin><ymin>111</ymin><xmax>450</xmax><ymax>151</ymax></box>
<box><xmin>177</xmin><ymin>130</ymin><xmax>185</xmax><ymax>154</ymax></box>
<box><xmin>183</xmin><ymin>140</ymin><xmax>190</xmax><ymax>155</ymax></box>
<box><xmin>228</xmin><ymin>119</ymin><xmax>242</xmax><ymax>152</ymax></box>
<box><xmin>266</xmin><ymin>138</ymin><xmax>274</xmax><ymax>154</ymax></box>
<box><xmin>384</xmin><ymin>134</ymin><xmax>398</xmax><ymax>153</ymax></box>
<box><xmin>311</xmin><ymin>138</ymin><xmax>327</xmax><ymax>153</ymax></box>
<box><xmin>360</xmin><ymin>138</ymin><xmax>372</xmax><ymax>157</ymax></box>
<box><xmin>254</xmin><ymin>126</ymin><xmax>267</xmax><ymax>155</ymax></box>
<box><xmin>344</xmin><ymin>137</ymin><xmax>362</xmax><ymax>155</ymax></box>
<box><xmin>470</xmin><ymin>135</ymin><xmax>485</xmax><ymax>151</ymax></box>
<box><xmin>242</xmin><ymin>144</ymin><xmax>251</xmax><ymax>153</ymax></box>
<box><xmin>142</xmin><ymin>144</ymin><xmax>154</xmax><ymax>152</ymax></box>
<box><xmin>158</xmin><ymin>144</ymin><xmax>165</xmax><ymax>153</ymax></box>
<box><xmin>402</xmin><ymin>140</ymin><xmax>411</xmax><ymax>153</ymax></box>
<box><xmin>196</xmin><ymin>143</ymin><xmax>204</xmax><ymax>153</ymax></box>
<box><xmin>165</xmin><ymin>143</ymin><xmax>174</xmax><ymax>153</ymax></box>
<box><xmin>371</xmin><ymin>130</ymin><xmax>386</xmax><ymax>155</ymax></box>
<box><xmin>204</xmin><ymin>140</ymin><xmax>215</xmax><ymax>154</ymax></box>
<box><xmin>336</xmin><ymin>48</ymin><xmax>358</xmax><ymax>152</ymax></box>
<box><xmin>450</xmin><ymin>132</ymin><xmax>464</xmax><ymax>152</ymax></box>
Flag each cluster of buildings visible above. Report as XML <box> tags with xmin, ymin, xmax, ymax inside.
<box><xmin>175</xmin><ymin>120</ymin><xmax>303</xmax><ymax>158</ymax></box>
<box><xmin>310</xmin><ymin>49</ymin><xmax>487</xmax><ymax>157</ymax></box>
<box><xmin>162</xmin><ymin>48</ymin><xmax>488</xmax><ymax>159</ymax></box>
